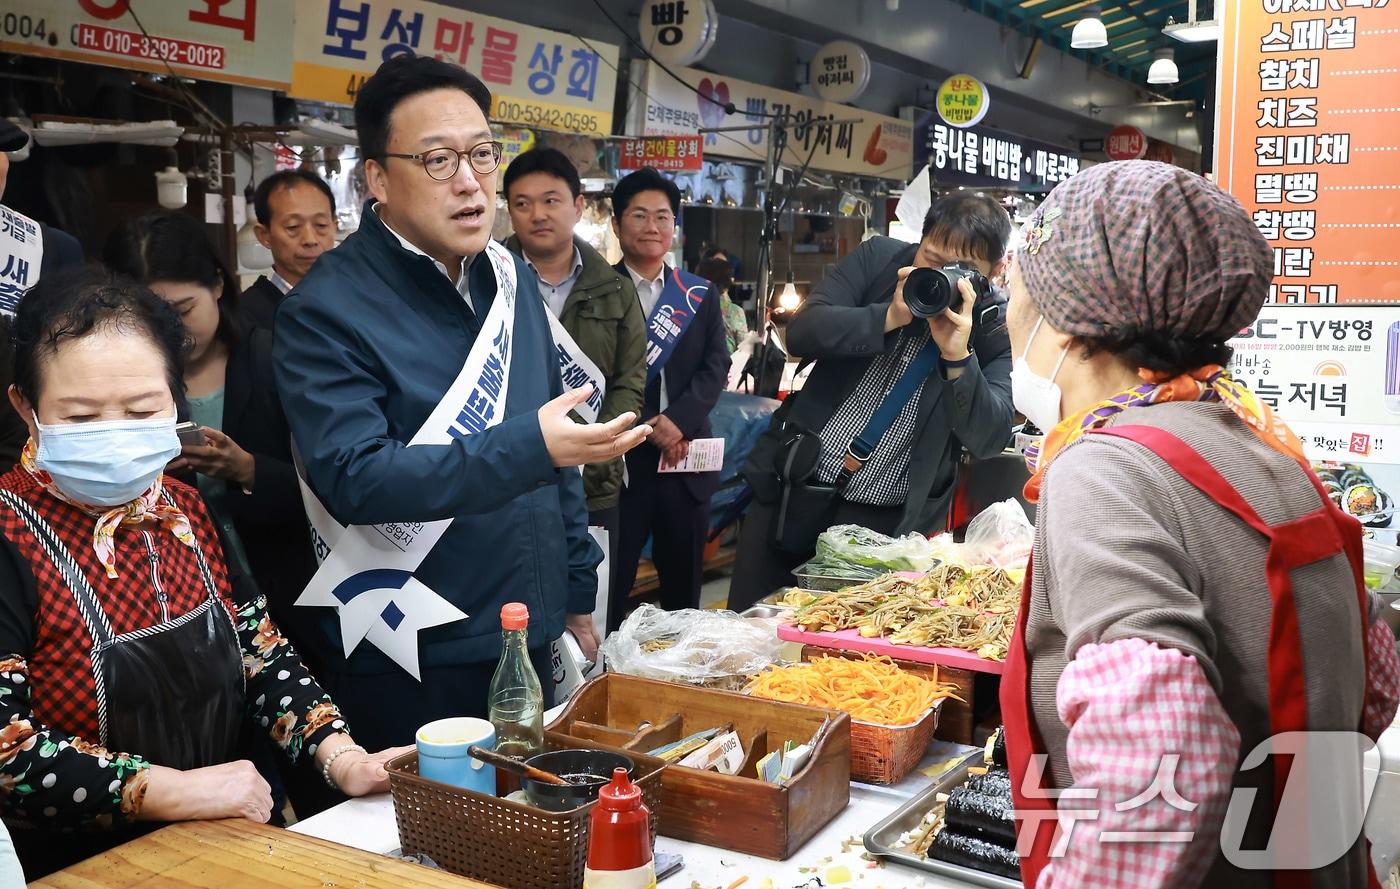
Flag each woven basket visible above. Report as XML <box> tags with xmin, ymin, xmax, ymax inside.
<box><xmin>849</xmin><ymin>700</ymin><xmax>941</xmax><ymax>784</ymax></box>
<box><xmin>387</xmin><ymin>738</ymin><xmax>664</xmax><ymax>889</ymax></box>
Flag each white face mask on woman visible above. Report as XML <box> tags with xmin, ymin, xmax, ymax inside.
<box><xmin>1010</xmin><ymin>315</ymin><xmax>1071</xmax><ymax>432</ymax></box>
<box><xmin>34</xmin><ymin>415</ymin><xmax>181</xmax><ymax>507</ymax></box>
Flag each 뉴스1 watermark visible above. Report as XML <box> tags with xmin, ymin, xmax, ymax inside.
<box><xmin>1016</xmin><ymin>731</ymin><xmax>1379</xmax><ymax>869</ymax></box>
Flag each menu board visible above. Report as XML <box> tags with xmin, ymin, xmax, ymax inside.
<box><xmin>0</xmin><ymin>0</ymin><xmax>293</xmax><ymax>89</ymax></box>
<box><xmin>290</xmin><ymin>0</ymin><xmax>619</xmax><ymax>136</ymax></box>
<box><xmin>628</xmin><ymin>60</ymin><xmax>915</xmax><ymax>180</ymax></box>
<box><xmin>1216</xmin><ymin>0</ymin><xmax>1400</xmax><ymax>305</ymax></box>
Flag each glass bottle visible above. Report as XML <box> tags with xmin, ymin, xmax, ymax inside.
<box><xmin>488</xmin><ymin>602</ymin><xmax>544</xmax><ymax>793</ymax></box>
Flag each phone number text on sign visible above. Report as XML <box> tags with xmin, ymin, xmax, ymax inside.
<box><xmin>76</xmin><ymin>23</ymin><xmax>225</xmax><ymax>69</ymax></box>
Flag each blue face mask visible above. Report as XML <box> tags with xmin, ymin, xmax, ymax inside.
<box><xmin>34</xmin><ymin>415</ymin><xmax>182</xmax><ymax>507</ymax></box>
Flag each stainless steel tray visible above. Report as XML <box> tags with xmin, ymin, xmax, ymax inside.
<box><xmin>862</xmin><ymin>757</ymin><xmax>1021</xmax><ymax>889</ymax></box>
<box><xmin>740</xmin><ymin>604</ymin><xmax>790</xmax><ymax>620</ymax></box>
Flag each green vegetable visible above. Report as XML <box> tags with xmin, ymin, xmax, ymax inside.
<box><xmin>804</xmin><ymin>524</ymin><xmax>937</xmax><ymax>579</ymax></box>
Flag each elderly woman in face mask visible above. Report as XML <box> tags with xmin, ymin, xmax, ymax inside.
<box><xmin>999</xmin><ymin>161</ymin><xmax>1400</xmax><ymax>889</ymax></box>
<box><xmin>0</xmin><ymin>267</ymin><xmax>408</xmax><ymax>878</ymax></box>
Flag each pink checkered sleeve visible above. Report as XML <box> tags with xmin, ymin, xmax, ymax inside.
<box><xmin>1363</xmin><ymin>614</ymin><xmax>1400</xmax><ymax>741</ymax></box>
<box><xmin>1036</xmin><ymin>638</ymin><xmax>1240</xmax><ymax>889</ymax></box>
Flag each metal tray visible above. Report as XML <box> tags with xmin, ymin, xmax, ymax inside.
<box><xmin>791</xmin><ymin>562</ymin><xmax>879</xmax><ymax>592</ymax></box>
<box><xmin>740</xmin><ymin>604</ymin><xmax>790</xmax><ymax>620</ymax></box>
<box><xmin>862</xmin><ymin>757</ymin><xmax>1021</xmax><ymax>889</ymax></box>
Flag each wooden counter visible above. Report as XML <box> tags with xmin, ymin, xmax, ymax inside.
<box><xmin>32</xmin><ymin>819</ymin><xmax>500</xmax><ymax>889</ymax></box>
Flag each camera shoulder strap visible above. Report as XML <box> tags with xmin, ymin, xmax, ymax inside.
<box><xmin>835</xmin><ymin>337</ymin><xmax>939</xmax><ymax>487</ymax></box>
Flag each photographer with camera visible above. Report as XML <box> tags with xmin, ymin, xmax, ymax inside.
<box><xmin>729</xmin><ymin>194</ymin><xmax>1015</xmax><ymax>611</ymax></box>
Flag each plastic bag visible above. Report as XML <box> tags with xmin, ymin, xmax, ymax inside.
<box><xmin>805</xmin><ymin>524</ymin><xmax>938</xmax><ymax>579</ymax></box>
<box><xmin>599</xmin><ymin>604</ymin><xmax>786</xmax><ymax>689</ymax></box>
<box><xmin>964</xmin><ymin>498</ymin><xmax>1035</xmax><ymax>569</ymax></box>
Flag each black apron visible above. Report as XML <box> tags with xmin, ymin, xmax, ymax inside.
<box><xmin>0</xmin><ymin>490</ymin><xmax>244</xmax><ymax>877</ymax></box>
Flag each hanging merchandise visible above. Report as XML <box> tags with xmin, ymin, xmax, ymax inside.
<box><xmin>638</xmin><ymin>0</ymin><xmax>719</xmax><ymax>67</ymax></box>
<box><xmin>811</xmin><ymin>40</ymin><xmax>872</xmax><ymax>104</ymax></box>
<box><xmin>935</xmin><ymin>75</ymin><xmax>990</xmax><ymax>128</ymax></box>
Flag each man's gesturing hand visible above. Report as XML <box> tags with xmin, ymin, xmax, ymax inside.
<box><xmin>540</xmin><ymin>387</ymin><xmax>652</xmax><ymax>468</ymax></box>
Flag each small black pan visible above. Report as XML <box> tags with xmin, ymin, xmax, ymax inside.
<box><xmin>522</xmin><ymin>749</ymin><xmax>634</xmax><ymax>811</ymax></box>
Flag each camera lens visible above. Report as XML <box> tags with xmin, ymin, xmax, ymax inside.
<box><xmin>904</xmin><ymin>267</ymin><xmax>955</xmax><ymax>319</ymax></box>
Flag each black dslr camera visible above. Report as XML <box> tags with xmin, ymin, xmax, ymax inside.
<box><xmin>903</xmin><ymin>262</ymin><xmax>992</xmax><ymax>318</ymax></box>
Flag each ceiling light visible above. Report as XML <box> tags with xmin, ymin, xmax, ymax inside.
<box><xmin>1163</xmin><ymin>18</ymin><xmax>1220</xmax><ymax>42</ymax></box>
<box><xmin>778</xmin><ymin>280</ymin><xmax>802</xmax><ymax>311</ymax></box>
<box><xmin>1147</xmin><ymin>48</ymin><xmax>1179</xmax><ymax>84</ymax></box>
<box><xmin>1071</xmin><ymin>6</ymin><xmax>1109</xmax><ymax>49</ymax></box>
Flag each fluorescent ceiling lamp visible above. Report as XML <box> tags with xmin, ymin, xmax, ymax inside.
<box><xmin>1147</xmin><ymin>47</ymin><xmax>1179</xmax><ymax>84</ymax></box>
<box><xmin>1163</xmin><ymin>19</ymin><xmax>1220</xmax><ymax>42</ymax></box>
<box><xmin>1071</xmin><ymin>6</ymin><xmax>1109</xmax><ymax>49</ymax></box>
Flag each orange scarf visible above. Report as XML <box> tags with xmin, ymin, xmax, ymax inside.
<box><xmin>1023</xmin><ymin>365</ymin><xmax>1306</xmax><ymax>503</ymax></box>
<box><xmin>20</xmin><ymin>439</ymin><xmax>197</xmax><ymax>578</ymax></box>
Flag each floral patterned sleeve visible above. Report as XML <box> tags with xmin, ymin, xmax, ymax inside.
<box><xmin>0</xmin><ymin>656</ymin><xmax>150</xmax><ymax>829</ymax></box>
<box><xmin>231</xmin><ymin>595</ymin><xmax>348</xmax><ymax>764</ymax></box>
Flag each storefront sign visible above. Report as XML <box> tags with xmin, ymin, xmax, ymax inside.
<box><xmin>628</xmin><ymin>60</ymin><xmax>914</xmax><ymax>180</ymax></box>
<box><xmin>0</xmin><ymin>0</ymin><xmax>293</xmax><ymax>89</ymax></box>
<box><xmin>1106</xmin><ymin>125</ymin><xmax>1147</xmax><ymax>161</ymax></box>
<box><xmin>638</xmin><ymin>0</ymin><xmax>717</xmax><ymax>66</ymax></box>
<box><xmin>912</xmin><ymin>112</ymin><xmax>1082</xmax><ymax>191</ymax></box>
<box><xmin>497</xmin><ymin>127</ymin><xmax>537</xmax><ymax>174</ymax></box>
<box><xmin>811</xmin><ymin>40</ymin><xmax>871</xmax><ymax>104</ymax></box>
<box><xmin>291</xmin><ymin>0</ymin><xmax>620</xmax><ymax>136</ymax></box>
<box><xmin>1230</xmin><ymin>307</ymin><xmax>1400</xmax><ymax>464</ymax></box>
<box><xmin>619</xmin><ymin>136</ymin><xmax>703</xmax><ymax>171</ymax></box>
<box><xmin>1216</xmin><ymin>0</ymin><xmax>1400</xmax><ymax>305</ymax></box>
<box><xmin>935</xmin><ymin>75</ymin><xmax>990</xmax><ymax>128</ymax></box>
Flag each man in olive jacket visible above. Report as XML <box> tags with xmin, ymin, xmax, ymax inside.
<box><xmin>504</xmin><ymin>148</ymin><xmax>647</xmax><ymax>617</ymax></box>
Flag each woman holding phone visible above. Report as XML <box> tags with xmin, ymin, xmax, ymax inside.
<box><xmin>103</xmin><ymin>214</ymin><xmax>324</xmax><ymax>673</ymax></box>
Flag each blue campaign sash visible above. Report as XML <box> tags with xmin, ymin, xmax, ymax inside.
<box><xmin>644</xmin><ymin>267</ymin><xmax>710</xmax><ymax>383</ymax></box>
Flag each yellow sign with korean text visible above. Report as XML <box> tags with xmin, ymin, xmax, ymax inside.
<box><xmin>290</xmin><ymin>0</ymin><xmax>619</xmax><ymax>136</ymax></box>
<box><xmin>936</xmin><ymin>75</ymin><xmax>990</xmax><ymax>128</ymax></box>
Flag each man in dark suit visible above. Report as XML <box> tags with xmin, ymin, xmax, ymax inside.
<box><xmin>242</xmin><ymin>169</ymin><xmax>337</xmax><ymax>330</ymax></box>
<box><xmin>609</xmin><ymin>168</ymin><xmax>729</xmax><ymax>628</ymax></box>
<box><xmin>728</xmin><ymin>193</ymin><xmax>1016</xmax><ymax>612</ymax></box>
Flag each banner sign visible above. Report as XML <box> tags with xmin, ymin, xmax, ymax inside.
<box><xmin>1230</xmin><ymin>307</ymin><xmax>1400</xmax><ymax>464</ymax></box>
<box><xmin>619</xmin><ymin>136</ymin><xmax>703</xmax><ymax>171</ymax></box>
<box><xmin>291</xmin><ymin>0</ymin><xmax>619</xmax><ymax>136</ymax></box>
<box><xmin>1216</xmin><ymin>0</ymin><xmax>1400</xmax><ymax>305</ymax></box>
<box><xmin>628</xmin><ymin>60</ymin><xmax>914</xmax><ymax>180</ymax></box>
<box><xmin>0</xmin><ymin>0</ymin><xmax>294</xmax><ymax>89</ymax></box>
<box><xmin>911</xmin><ymin>111</ymin><xmax>1082</xmax><ymax>191</ymax></box>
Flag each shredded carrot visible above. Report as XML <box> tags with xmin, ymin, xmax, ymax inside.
<box><xmin>744</xmin><ymin>654</ymin><xmax>964</xmax><ymax>726</ymax></box>
<box><xmin>726</xmin><ymin>878</ymin><xmax>749</xmax><ymax>889</ymax></box>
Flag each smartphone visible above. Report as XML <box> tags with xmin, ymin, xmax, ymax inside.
<box><xmin>175</xmin><ymin>421</ymin><xmax>204</xmax><ymax>446</ymax></box>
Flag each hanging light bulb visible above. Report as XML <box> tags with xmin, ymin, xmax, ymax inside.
<box><xmin>1071</xmin><ymin>6</ymin><xmax>1109</xmax><ymax>49</ymax></box>
<box><xmin>1147</xmin><ymin>47</ymin><xmax>1180</xmax><ymax>84</ymax></box>
<box><xmin>154</xmin><ymin>147</ymin><xmax>187</xmax><ymax>210</ymax></box>
<box><xmin>778</xmin><ymin>272</ymin><xmax>802</xmax><ymax>311</ymax></box>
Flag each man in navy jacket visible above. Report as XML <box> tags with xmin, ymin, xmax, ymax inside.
<box><xmin>273</xmin><ymin>56</ymin><xmax>647</xmax><ymax>748</ymax></box>
<box><xmin>608</xmin><ymin>169</ymin><xmax>730</xmax><ymax>629</ymax></box>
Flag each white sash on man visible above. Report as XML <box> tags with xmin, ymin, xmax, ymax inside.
<box><xmin>294</xmin><ymin>241</ymin><xmax>519</xmax><ymax>680</ymax></box>
<box><xmin>0</xmin><ymin>206</ymin><xmax>43</xmax><ymax>316</ymax></box>
<box><xmin>543</xmin><ymin>309</ymin><xmax>606</xmax><ymax>423</ymax></box>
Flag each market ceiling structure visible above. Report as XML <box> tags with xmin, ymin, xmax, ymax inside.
<box><xmin>948</xmin><ymin>0</ymin><xmax>1218</xmax><ymax>102</ymax></box>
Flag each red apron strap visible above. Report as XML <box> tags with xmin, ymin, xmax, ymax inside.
<box><xmin>1092</xmin><ymin>426</ymin><xmax>1275</xmax><ymax>538</ymax></box>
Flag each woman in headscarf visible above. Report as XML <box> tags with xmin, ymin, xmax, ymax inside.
<box><xmin>1000</xmin><ymin>160</ymin><xmax>1400</xmax><ymax>888</ymax></box>
<box><xmin>0</xmin><ymin>267</ymin><xmax>406</xmax><ymax>877</ymax></box>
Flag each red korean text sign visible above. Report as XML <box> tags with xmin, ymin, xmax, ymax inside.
<box><xmin>1216</xmin><ymin>0</ymin><xmax>1400</xmax><ymax>305</ymax></box>
<box><xmin>618</xmin><ymin>136</ymin><xmax>704</xmax><ymax>171</ymax></box>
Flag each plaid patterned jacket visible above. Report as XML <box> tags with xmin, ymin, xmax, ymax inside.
<box><xmin>0</xmin><ymin>468</ymin><xmax>345</xmax><ymax>828</ymax></box>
